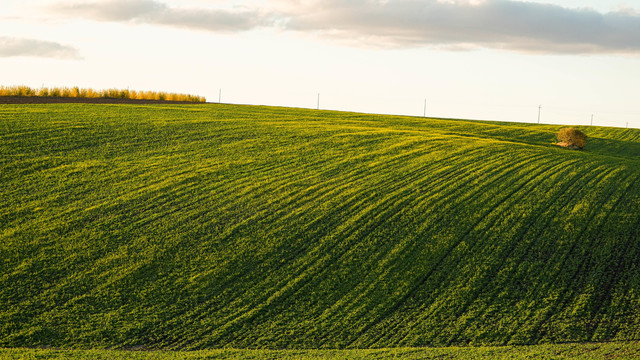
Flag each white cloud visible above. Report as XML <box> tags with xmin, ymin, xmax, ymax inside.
<box><xmin>279</xmin><ymin>0</ymin><xmax>640</xmax><ymax>53</ymax></box>
<box><xmin>0</xmin><ymin>37</ymin><xmax>81</xmax><ymax>59</ymax></box>
<box><xmin>53</xmin><ymin>0</ymin><xmax>277</xmax><ymax>32</ymax></box>
<box><xmin>49</xmin><ymin>0</ymin><xmax>640</xmax><ymax>54</ymax></box>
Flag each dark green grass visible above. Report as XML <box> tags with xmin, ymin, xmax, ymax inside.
<box><xmin>1</xmin><ymin>104</ymin><xmax>640</xmax><ymax>350</ymax></box>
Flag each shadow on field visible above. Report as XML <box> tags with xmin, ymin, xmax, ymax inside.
<box><xmin>581</xmin><ymin>137</ymin><xmax>640</xmax><ymax>160</ymax></box>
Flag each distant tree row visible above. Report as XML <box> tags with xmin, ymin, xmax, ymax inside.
<box><xmin>0</xmin><ymin>85</ymin><xmax>206</xmax><ymax>103</ymax></box>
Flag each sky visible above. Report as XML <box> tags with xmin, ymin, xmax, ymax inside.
<box><xmin>1</xmin><ymin>0</ymin><xmax>640</xmax><ymax>127</ymax></box>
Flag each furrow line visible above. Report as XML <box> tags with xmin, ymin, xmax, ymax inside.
<box><xmin>370</xmin><ymin>154</ymin><xmax>581</xmax><ymax>346</ymax></box>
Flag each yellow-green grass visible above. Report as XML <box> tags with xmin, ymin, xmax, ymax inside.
<box><xmin>2</xmin><ymin>342</ymin><xmax>640</xmax><ymax>359</ymax></box>
<box><xmin>1</xmin><ymin>103</ymin><xmax>640</xmax><ymax>351</ymax></box>
<box><xmin>0</xmin><ymin>85</ymin><xmax>206</xmax><ymax>102</ymax></box>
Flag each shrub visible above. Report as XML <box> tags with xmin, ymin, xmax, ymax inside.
<box><xmin>0</xmin><ymin>85</ymin><xmax>206</xmax><ymax>102</ymax></box>
<box><xmin>557</xmin><ymin>127</ymin><xmax>586</xmax><ymax>149</ymax></box>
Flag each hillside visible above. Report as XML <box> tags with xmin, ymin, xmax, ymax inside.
<box><xmin>1</xmin><ymin>103</ymin><xmax>640</xmax><ymax>350</ymax></box>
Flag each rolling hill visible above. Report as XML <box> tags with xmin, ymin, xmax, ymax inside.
<box><xmin>1</xmin><ymin>103</ymin><xmax>640</xmax><ymax>350</ymax></box>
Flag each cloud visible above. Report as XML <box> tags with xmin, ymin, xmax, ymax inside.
<box><xmin>50</xmin><ymin>0</ymin><xmax>640</xmax><ymax>54</ymax></box>
<box><xmin>53</xmin><ymin>0</ymin><xmax>276</xmax><ymax>32</ymax></box>
<box><xmin>0</xmin><ymin>37</ymin><xmax>81</xmax><ymax>59</ymax></box>
<box><xmin>278</xmin><ymin>0</ymin><xmax>640</xmax><ymax>54</ymax></box>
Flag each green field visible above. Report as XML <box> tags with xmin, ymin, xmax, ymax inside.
<box><xmin>2</xmin><ymin>342</ymin><xmax>640</xmax><ymax>359</ymax></box>
<box><xmin>1</xmin><ymin>103</ymin><xmax>640</xmax><ymax>351</ymax></box>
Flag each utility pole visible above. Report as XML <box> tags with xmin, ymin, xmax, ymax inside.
<box><xmin>537</xmin><ymin>105</ymin><xmax>542</xmax><ymax>124</ymax></box>
<box><xmin>218</xmin><ymin>89</ymin><xmax>221</xmax><ymax>103</ymax></box>
<box><xmin>424</xmin><ymin>99</ymin><xmax>427</xmax><ymax>117</ymax></box>
<box><xmin>591</xmin><ymin>114</ymin><xmax>593</xmax><ymax>126</ymax></box>
<box><xmin>317</xmin><ymin>93</ymin><xmax>320</xmax><ymax>110</ymax></box>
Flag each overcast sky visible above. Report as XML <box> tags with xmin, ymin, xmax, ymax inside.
<box><xmin>2</xmin><ymin>0</ymin><xmax>640</xmax><ymax>127</ymax></box>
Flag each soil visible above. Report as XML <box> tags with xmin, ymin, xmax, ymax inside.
<box><xmin>0</xmin><ymin>96</ymin><xmax>206</xmax><ymax>105</ymax></box>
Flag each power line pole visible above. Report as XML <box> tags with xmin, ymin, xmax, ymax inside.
<box><xmin>424</xmin><ymin>99</ymin><xmax>427</xmax><ymax>117</ymax></box>
<box><xmin>218</xmin><ymin>89</ymin><xmax>221</xmax><ymax>103</ymax></box>
<box><xmin>591</xmin><ymin>114</ymin><xmax>593</xmax><ymax>126</ymax></box>
<box><xmin>317</xmin><ymin>93</ymin><xmax>320</xmax><ymax>110</ymax></box>
<box><xmin>537</xmin><ymin>105</ymin><xmax>542</xmax><ymax>124</ymax></box>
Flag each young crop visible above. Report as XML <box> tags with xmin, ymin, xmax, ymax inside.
<box><xmin>2</xmin><ymin>342</ymin><xmax>640</xmax><ymax>359</ymax></box>
<box><xmin>1</xmin><ymin>104</ymin><xmax>640</xmax><ymax>351</ymax></box>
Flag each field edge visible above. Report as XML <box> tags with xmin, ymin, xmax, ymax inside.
<box><xmin>2</xmin><ymin>342</ymin><xmax>640</xmax><ymax>359</ymax></box>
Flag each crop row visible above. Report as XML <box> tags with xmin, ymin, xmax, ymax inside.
<box><xmin>1</xmin><ymin>104</ymin><xmax>640</xmax><ymax>349</ymax></box>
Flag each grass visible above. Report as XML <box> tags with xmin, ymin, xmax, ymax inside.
<box><xmin>1</xmin><ymin>103</ymin><xmax>640</xmax><ymax>351</ymax></box>
<box><xmin>0</xmin><ymin>85</ymin><xmax>206</xmax><ymax>102</ymax></box>
<box><xmin>2</xmin><ymin>342</ymin><xmax>640</xmax><ymax>359</ymax></box>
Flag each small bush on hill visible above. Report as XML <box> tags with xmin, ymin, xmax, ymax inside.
<box><xmin>557</xmin><ymin>127</ymin><xmax>586</xmax><ymax>149</ymax></box>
